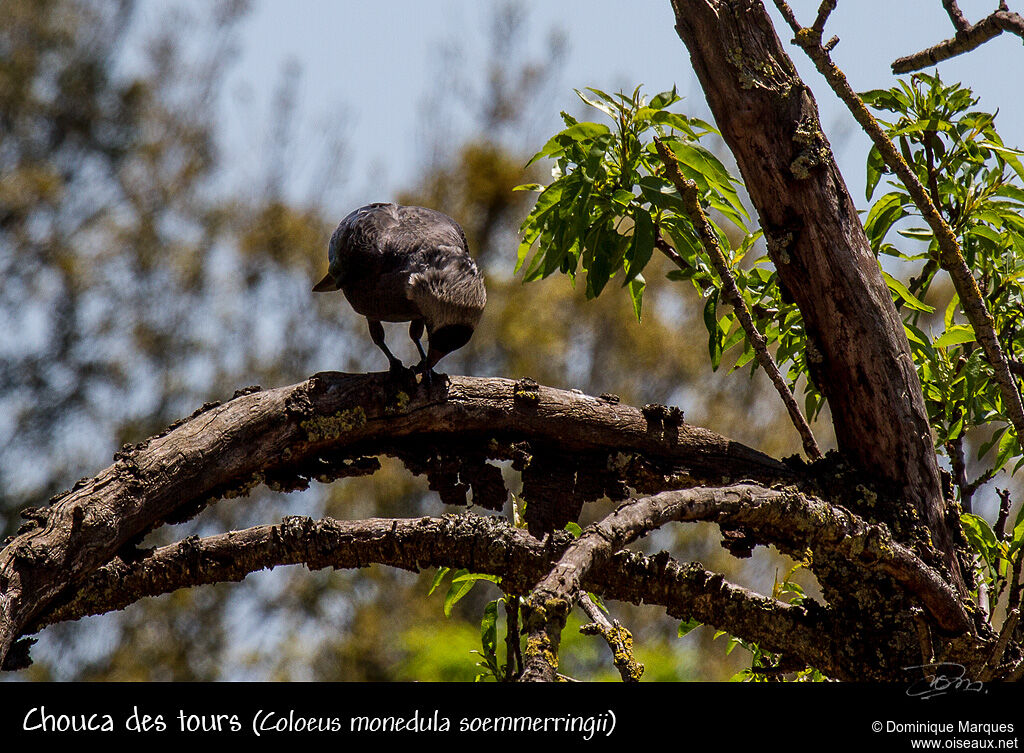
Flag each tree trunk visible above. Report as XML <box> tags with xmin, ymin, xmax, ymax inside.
<box><xmin>670</xmin><ymin>0</ymin><xmax>962</xmax><ymax>586</ymax></box>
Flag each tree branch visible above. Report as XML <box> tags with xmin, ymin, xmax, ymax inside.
<box><xmin>532</xmin><ymin>484</ymin><xmax>971</xmax><ymax>639</ymax></box>
<box><xmin>779</xmin><ymin>2</ymin><xmax>1024</xmax><ymax>455</ymax></box>
<box><xmin>892</xmin><ymin>8</ymin><xmax>1024</xmax><ymax>74</ymax></box>
<box><xmin>23</xmin><ymin>512</ymin><xmax>839</xmax><ymax>676</ymax></box>
<box><xmin>653</xmin><ymin>136</ymin><xmax>823</xmax><ymax>461</ymax></box>
<box><xmin>0</xmin><ymin>372</ymin><xmax>792</xmax><ymax>667</ymax></box>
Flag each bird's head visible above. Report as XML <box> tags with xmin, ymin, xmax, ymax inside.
<box><xmin>408</xmin><ymin>254</ymin><xmax>486</xmax><ymax>370</ymax></box>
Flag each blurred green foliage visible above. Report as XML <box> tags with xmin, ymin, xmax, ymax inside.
<box><xmin>4</xmin><ymin>0</ymin><xmax>824</xmax><ymax>683</ymax></box>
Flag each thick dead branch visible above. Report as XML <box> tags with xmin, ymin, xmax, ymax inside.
<box><xmin>519</xmin><ymin>483</ymin><xmax>969</xmax><ymax>680</ymax></box>
<box><xmin>22</xmin><ymin>512</ymin><xmax>838</xmax><ymax>675</ymax></box>
<box><xmin>892</xmin><ymin>8</ymin><xmax>1024</xmax><ymax>74</ymax></box>
<box><xmin>0</xmin><ymin>372</ymin><xmax>790</xmax><ymax>667</ymax></box>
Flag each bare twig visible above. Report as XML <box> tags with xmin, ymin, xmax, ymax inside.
<box><xmin>504</xmin><ymin>596</ymin><xmax>522</xmax><ymax>681</ymax></box>
<box><xmin>995</xmin><ymin>488</ymin><xmax>1013</xmax><ymax>542</ymax></box>
<box><xmin>943</xmin><ymin>0</ymin><xmax>971</xmax><ymax>31</ymax></box>
<box><xmin>654</xmin><ymin>137</ymin><xmax>823</xmax><ymax>461</ymax></box>
<box><xmin>812</xmin><ymin>0</ymin><xmax>837</xmax><ymax>33</ymax></box>
<box><xmin>892</xmin><ymin>7</ymin><xmax>1024</xmax><ymax>74</ymax></box>
<box><xmin>577</xmin><ymin>594</ymin><xmax>644</xmax><ymax>682</ymax></box>
<box><xmin>778</xmin><ymin>0</ymin><xmax>1024</xmax><ymax>481</ymax></box>
<box><xmin>982</xmin><ymin>609</ymin><xmax>1019</xmax><ymax>680</ymax></box>
<box><xmin>946</xmin><ymin>438</ymin><xmax>973</xmax><ymax>513</ymax></box>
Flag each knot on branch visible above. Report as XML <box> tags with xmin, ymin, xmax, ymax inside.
<box><xmin>513</xmin><ymin>377</ymin><xmax>541</xmax><ymax>404</ymax></box>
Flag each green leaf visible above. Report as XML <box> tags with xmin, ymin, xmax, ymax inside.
<box><xmin>428</xmin><ymin>567</ymin><xmax>450</xmax><ymax>596</ymax></box>
<box><xmin>628</xmin><ymin>275</ymin><xmax>646</xmax><ymax>322</ymax></box>
<box><xmin>480</xmin><ymin>599</ymin><xmax>499</xmax><ymax>664</ymax></box>
<box><xmin>994</xmin><ymin>426</ymin><xmax>1019</xmax><ymax>472</ymax></box>
<box><xmin>933</xmin><ymin>325</ymin><xmax>976</xmax><ymax>348</ymax></box>
<box><xmin>882</xmin><ymin>270</ymin><xmax>934</xmax><ymax>312</ymax></box>
<box><xmin>451</xmin><ymin>572</ymin><xmax>502</xmax><ymax>584</ymax></box>
<box><xmin>864</xmin><ymin>191</ymin><xmax>911</xmax><ymax>248</ymax></box>
<box><xmin>960</xmin><ymin>513</ymin><xmax>998</xmax><ymax>563</ymax></box>
<box><xmin>865</xmin><ymin>145</ymin><xmax>885</xmax><ymax>200</ymax></box>
<box><xmin>444</xmin><ymin>569</ymin><xmax>477</xmax><ymax>617</ymax></box>
<box><xmin>638</xmin><ymin>175</ymin><xmax>686</xmax><ymax>213</ymax></box>
<box><xmin>677</xmin><ymin>618</ymin><xmax>701</xmax><ymax>637</ymax></box>
<box><xmin>611</xmin><ymin>188</ymin><xmax>635</xmax><ymax>207</ymax></box>
<box><xmin>650</xmin><ymin>86</ymin><xmax>680</xmax><ymax>110</ymax></box>
<box><xmin>625</xmin><ymin>210</ymin><xmax>655</xmax><ymax>282</ymax></box>
<box><xmin>525</xmin><ymin>122</ymin><xmax>611</xmax><ymax>166</ymax></box>
<box><xmin>944</xmin><ymin>292</ymin><xmax>960</xmax><ymax>329</ymax></box>
<box><xmin>564</xmin><ymin>521</ymin><xmax>583</xmax><ymax>538</ymax></box>
<box><xmin>704</xmin><ymin>289</ymin><xmax>723</xmax><ymax>370</ymax></box>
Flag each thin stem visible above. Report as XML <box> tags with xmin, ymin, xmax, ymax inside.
<box><xmin>654</xmin><ymin>137</ymin><xmax>823</xmax><ymax>461</ymax></box>
<box><xmin>577</xmin><ymin>594</ymin><xmax>644</xmax><ymax>682</ymax></box>
<box><xmin>891</xmin><ymin>7</ymin><xmax>1024</xmax><ymax>73</ymax></box>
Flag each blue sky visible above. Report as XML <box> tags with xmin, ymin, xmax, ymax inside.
<box><xmin>211</xmin><ymin>0</ymin><xmax>1024</xmax><ymax>213</ymax></box>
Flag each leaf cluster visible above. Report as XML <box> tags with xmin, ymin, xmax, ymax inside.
<box><xmin>862</xmin><ymin>73</ymin><xmax>1024</xmax><ymax>473</ymax></box>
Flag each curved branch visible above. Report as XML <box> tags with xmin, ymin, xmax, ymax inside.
<box><xmin>24</xmin><ymin>512</ymin><xmax>837</xmax><ymax>677</ymax></box>
<box><xmin>0</xmin><ymin>372</ymin><xmax>791</xmax><ymax>666</ymax></box>
<box><xmin>520</xmin><ymin>482</ymin><xmax>971</xmax><ymax>680</ymax></box>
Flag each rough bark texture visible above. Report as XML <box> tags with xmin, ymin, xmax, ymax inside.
<box><xmin>670</xmin><ymin>0</ymin><xmax>958</xmax><ymax>582</ymax></box>
<box><xmin>0</xmin><ymin>371</ymin><xmax>790</xmax><ymax>667</ymax></box>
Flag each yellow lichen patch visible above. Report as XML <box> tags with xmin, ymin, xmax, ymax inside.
<box><xmin>385</xmin><ymin>391</ymin><xmax>411</xmax><ymax>415</ymax></box>
<box><xmin>608</xmin><ymin>624</ymin><xmax>644</xmax><ymax>681</ymax></box>
<box><xmin>524</xmin><ymin>636</ymin><xmax>559</xmax><ymax>670</ymax></box>
<box><xmin>300</xmin><ymin>406</ymin><xmax>368</xmax><ymax>441</ymax></box>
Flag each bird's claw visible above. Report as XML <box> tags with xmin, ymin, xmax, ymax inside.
<box><xmin>387</xmin><ymin>359</ymin><xmax>414</xmax><ymax>381</ymax></box>
<box><xmin>412</xmin><ymin>360</ymin><xmax>436</xmax><ymax>387</ymax></box>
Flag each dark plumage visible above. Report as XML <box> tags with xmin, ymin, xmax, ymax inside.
<box><xmin>313</xmin><ymin>203</ymin><xmax>486</xmax><ymax>374</ymax></box>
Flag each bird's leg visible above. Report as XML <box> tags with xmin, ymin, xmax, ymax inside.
<box><xmin>409</xmin><ymin>319</ymin><xmax>428</xmax><ymax>364</ymax></box>
<box><xmin>367</xmin><ymin>319</ymin><xmax>404</xmax><ymax>373</ymax></box>
<box><xmin>409</xmin><ymin>319</ymin><xmax>435</xmax><ymax>386</ymax></box>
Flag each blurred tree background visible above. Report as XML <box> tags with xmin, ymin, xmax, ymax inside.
<box><xmin>11</xmin><ymin>0</ymin><xmax>1001</xmax><ymax>682</ymax></box>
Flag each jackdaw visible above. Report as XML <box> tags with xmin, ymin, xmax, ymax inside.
<box><xmin>313</xmin><ymin>203</ymin><xmax>486</xmax><ymax>375</ymax></box>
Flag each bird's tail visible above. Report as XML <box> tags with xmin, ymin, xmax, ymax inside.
<box><xmin>312</xmin><ymin>272</ymin><xmax>341</xmax><ymax>292</ymax></box>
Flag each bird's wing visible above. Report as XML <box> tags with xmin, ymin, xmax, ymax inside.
<box><xmin>325</xmin><ymin>203</ymin><xmax>402</xmax><ymax>285</ymax></box>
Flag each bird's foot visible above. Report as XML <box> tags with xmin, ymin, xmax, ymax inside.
<box><xmin>412</xmin><ymin>360</ymin><xmax>437</xmax><ymax>388</ymax></box>
<box><xmin>387</xmin><ymin>359</ymin><xmax>418</xmax><ymax>386</ymax></box>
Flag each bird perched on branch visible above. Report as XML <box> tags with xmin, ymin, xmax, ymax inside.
<box><xmin>313</xmin><ymin>203</ymin><xmax>486</xmax><ymax>376</ymax></box>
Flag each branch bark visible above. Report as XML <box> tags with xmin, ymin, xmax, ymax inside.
<box><xmin>669</xmin><ymin>0</ymin><xmax>961</xmax><ymax>585</ymax></box>
<box><xmin>22</xmin><ymin>512</ymin><xmax>841</xmax><ymax>676</ymax></box>
<box><xmin>519</xmin><ymin>483</ymin><xmax>970</xmax><ymax>681</ymax></box>
<box><xmin>892</xmin><ymin>8</ymin><xmax>1024</xmax><ymax>74</ymax></box>
<box><xmin>0</xmin><ymin>372</ymin><xmax>791</xmax><ymax>667</ymax></box>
